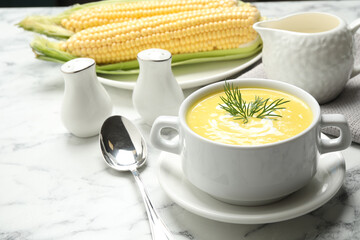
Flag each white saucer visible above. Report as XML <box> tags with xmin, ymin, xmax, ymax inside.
<box><xmin>157</xmin><ymin>150</ymin><xmax>345</xmax><ymax>224</ymax></box>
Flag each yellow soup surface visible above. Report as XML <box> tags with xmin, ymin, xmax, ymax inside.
<box><xmin>186</xmin><ymin>88</ymin><xmax>313</xmax><ymax>145</ymax></box>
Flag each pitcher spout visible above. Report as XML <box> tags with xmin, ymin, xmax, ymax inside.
<box><xmin>254</xmin><ymin>12</ymin><xmax>343</xmax><ymax>35</ymax></box>
<box><xmin>253</xmin><ymin>21</ymin><xmax>278</xmax><ymax>40</ymax></box>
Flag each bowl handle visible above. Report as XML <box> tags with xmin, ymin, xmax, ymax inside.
<box><xmin>150</xmin><ymin>116</ymin><xmax>181</xmax><ymax>155</ymax></box>
<box><xmin>318</xmin><ymin>114</ymin><xmax>352</xmax><ymax>154</ymax></box>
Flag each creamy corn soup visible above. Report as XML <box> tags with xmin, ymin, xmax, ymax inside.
<box><xmin>186</xmin><ymin>88</ymin><xmax>313</xmax><ymax>145</ymax></box>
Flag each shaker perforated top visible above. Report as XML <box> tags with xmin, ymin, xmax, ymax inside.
<box><xmin>61</xmin><ymin>58</ymin><xmax>95</xmax><ymax>74</ymax></box>
<box><xmin>137</xmin><ymin>48</ymin><xmax>172</xmax><ymax>62</ymax></box>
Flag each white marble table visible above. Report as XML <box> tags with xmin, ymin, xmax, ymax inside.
<box><xmin>1</xmin><ymin>1</ymin><xmax>360</xmax><ymax>239</ymax></box>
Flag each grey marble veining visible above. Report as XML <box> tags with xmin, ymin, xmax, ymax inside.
<box><xmin>0</xmin><ymin>1</ymin><xmax>360</xmax><ymax>240</ymax></box>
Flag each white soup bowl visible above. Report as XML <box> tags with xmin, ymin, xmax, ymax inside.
<box><xmin>150</xmin><ymin>78</ymin><xmax>351</xmax><ymax>206</ymax></box>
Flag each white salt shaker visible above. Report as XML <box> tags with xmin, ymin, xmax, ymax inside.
<box><xmin>61</xmin><ymin>58</ymin><xmax>113</xmax><ymax>137</ymax></box>
<box><xmin>133</xmin><ymin>49</ymin><xmax>184</xmax><ymax>125</ymax></box>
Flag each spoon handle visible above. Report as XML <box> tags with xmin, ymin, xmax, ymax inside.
<box><xmin>132</xmin><ymin>169</ymin><xmax>175</xmax><ymax>240</ymax></box>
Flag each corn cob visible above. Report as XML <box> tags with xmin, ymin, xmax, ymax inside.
<box><xmin>61</xmin><ymin>0</ymin><xmax>238</xmax><ymax>32</ymax></box>
<box><xmin>60</xmin><ymin>4</ymin><xmax>260</xmax><ymax>64</ymax></box>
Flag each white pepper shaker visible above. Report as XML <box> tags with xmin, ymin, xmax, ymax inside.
<box><xmin>133</xmin><ymin>49</ymin><xmax>184</xmax><ymax>125</ymax></box>
<box><xmin>61</xmin><ymin>58</ymin><xmax>113</xmax><ymax>137</ymax></box>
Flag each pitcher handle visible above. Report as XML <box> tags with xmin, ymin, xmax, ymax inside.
<box><xmin>349</xmin><ymin>18</ymin><xmax>360</xmax><ymax>77</ymax></box>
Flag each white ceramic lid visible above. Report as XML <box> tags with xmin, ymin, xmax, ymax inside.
<box><xmin>137</xmin><ymin>48</ymin><xmax>172</xmax><ymax>62</ymax></box>
<box><xmin>61</xmin><ymin>58</ymin><xmax>95</xmax><ymax>74</ymax></box>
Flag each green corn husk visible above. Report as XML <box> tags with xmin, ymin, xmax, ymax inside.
<box><xmin>17</xmin><ymin>0</ymin><xmax>152</xmax><ymax>39</ymax></box>
<box><xmin>18</xmin><ymin>15</ymin><xmax>73</xmax><ymax>39</ymax></box>
<box><xmin>30</xmin><ymin>35</ymin><xmax>262</xmax><ymax>75</ymax></box>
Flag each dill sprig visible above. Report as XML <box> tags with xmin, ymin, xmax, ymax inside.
<box><xmin>219</xmin><ymin>82</ymin><xmax>290</xmax><ymax>124</ymax></box>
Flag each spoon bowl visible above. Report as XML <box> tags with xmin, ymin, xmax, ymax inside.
<box><xmin>100</xmin><ymin>115</ymin><xmax>174</xmax><ymax>240</ymax></box>
<box><xmin>100</xmin><ymin>115</ymin><xmax>146</xmax><ymax>171</ymax></box>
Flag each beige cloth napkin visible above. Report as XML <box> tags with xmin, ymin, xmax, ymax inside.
<box><xmin>239</xmin><ymin>34</ymin><xmax>360</xmax><ymax>144</ymax></box>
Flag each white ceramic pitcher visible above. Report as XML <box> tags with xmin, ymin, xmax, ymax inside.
<box><xmin>253</xmin><ymin>12</ymin><xmax>360</xmax><ymax>104</ymax></box>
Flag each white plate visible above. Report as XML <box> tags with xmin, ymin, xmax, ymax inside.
<box><xmin>98</xmin><ymin>53</ymin><xmax>262</xmax><ymax>90</ymax></box>
<box><xmin>157</xmin><ymin>149</ymin><xmax>345</xmax><ymax>224</ymax></box>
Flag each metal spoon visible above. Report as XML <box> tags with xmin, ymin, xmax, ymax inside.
<box><xmin>100</xmin><ymin>115</ymin><xmax>174</xmax><ymax>240</ymax></box>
